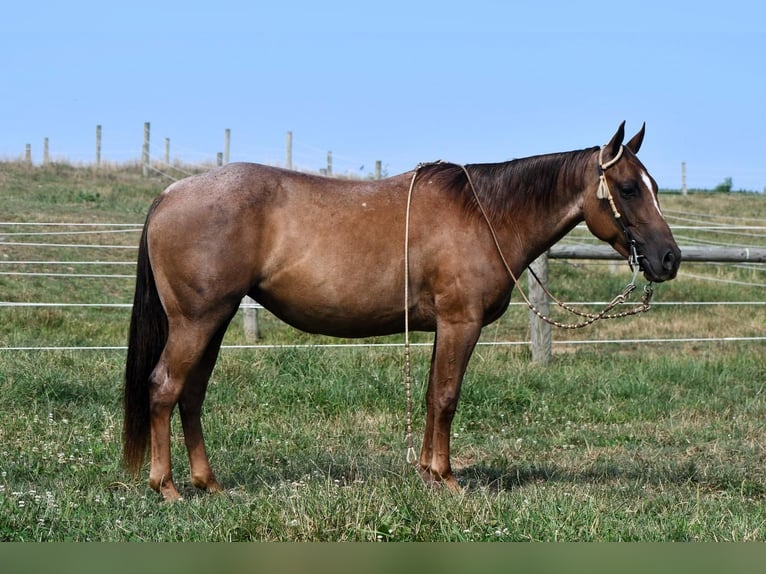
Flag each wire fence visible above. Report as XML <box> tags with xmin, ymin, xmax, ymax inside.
<box><xmin>1</xmin><ymin>210</ymin><xmax>765</xmax><ymax>351</ymax></box>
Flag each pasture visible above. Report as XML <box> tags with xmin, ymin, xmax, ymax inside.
<box><xmin>1</xmin><ymin>161</ymin><xmax>765</xmax><ymax>541</ymax></box>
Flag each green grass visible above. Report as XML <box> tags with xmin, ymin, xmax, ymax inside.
<box><xmin>1</xmin><ymin>161</ymin><xmax>765</xmax><ymax>541</ymax></box>
<box><xmin>2</xmin><ymin>348</ymin><xmax>765</xmax><ymax>541</ymax></box>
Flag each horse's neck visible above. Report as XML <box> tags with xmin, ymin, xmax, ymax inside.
<box><xmin>498</xmin><ymin>169</ymin><xmax>590</xmax><ymax>269</ymax></box>
<box><xmin>520</xmin><ymin>203</ymin><xmax>583</xmax><ymax>268</ymax></box>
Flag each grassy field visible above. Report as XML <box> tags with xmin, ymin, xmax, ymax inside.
<box><xmin>1</xmin><ymin>161</ymin><xmax>765</xmax><ymax>541</ymax></box>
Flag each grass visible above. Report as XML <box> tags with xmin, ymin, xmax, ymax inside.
<box><xmin>1</xmin><ymin>161</ymin><xmax>765</xmax><ymax>541</ymax></box>
<box><xmin>2</xmin><ymin>348</ymin><xmax>765</xmax><ymax>541</ymax></box>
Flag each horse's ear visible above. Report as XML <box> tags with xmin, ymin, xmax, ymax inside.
<box><xmin>604</xmin><ymin>121</ymin><xmax>626</xmax><ymax>161</ymax></box>
<box><xmin>626</xmin><ymin>122</ymin><xmax>646</xmax><ymax>154</ymax></box>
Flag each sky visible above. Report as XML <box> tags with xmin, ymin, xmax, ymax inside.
<box><xmin>2</xmin><ymin>0</ymin><xmax>764</xmax><ymax>191</ymax></box>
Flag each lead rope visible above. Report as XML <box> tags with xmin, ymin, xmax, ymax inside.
<box><xmin>403</xmin><ymin>167</ymin><xmax>419</xmax><ymax>465</ymax></box>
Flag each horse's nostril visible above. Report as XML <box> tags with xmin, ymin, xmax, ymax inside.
<box><xmin>662</xmin><ymin>251</ymin><xmax>678</xmax><ymax>271</ymax></box>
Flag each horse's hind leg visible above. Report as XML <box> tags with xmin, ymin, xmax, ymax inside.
<box><xmin>149</xmin><ymin>314</ymin><xmax>233</xmax><ymax>500</ymax></box>
<box><xmin>178</xmin><ymin>322</ymin><xmax>231</xmax><ymax>494</ymax></box>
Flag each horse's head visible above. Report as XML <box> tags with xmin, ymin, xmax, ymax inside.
<box><xmin>583</xmin><ymin>122</ymin><xmax>681</xmax><ymax>282</ymax></box>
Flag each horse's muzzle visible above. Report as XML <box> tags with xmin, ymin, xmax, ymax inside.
<box><xmin>641</xmin><ymin>245</ymin><xmax>681</xmax><ymax>282</ymax></box>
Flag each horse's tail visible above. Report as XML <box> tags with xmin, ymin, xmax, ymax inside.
<box><xmin>123</xmin><ymin>196</ymin><xmax>168</xmax><ymax>476</ymax></box>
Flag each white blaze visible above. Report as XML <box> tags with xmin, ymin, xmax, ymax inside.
<box><xmin>640</xmin><ymin>169</ymin><xmax>663</xmax><ymax>217</ymax></box>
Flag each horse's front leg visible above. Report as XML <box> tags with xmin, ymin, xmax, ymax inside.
<box><xmin>419</xmin><ymin>321</ymin><xmax>481</xmax><ymax>491</ymax></box>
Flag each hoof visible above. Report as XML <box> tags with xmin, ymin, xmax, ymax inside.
<box><xmin>204</xmin><ymin>479</ymin><xmax>225</xmax><ymax>494</ymax></box>
<box><xmin>160</xmin><ymin>483</ymin><xmax>183</xmax><ymax>502</ymax></box>
<box><xmin>417</xmin><ymin>466</ymin><xmax>462</xmax><ymax>493</ymax></box>
<box><xmin>150</xmin><ymin>475</ymin><xmax>183</xmax><ymax>502</ymax></box>
<box><xmin>192</xmin><ymin>474</ymin><xmax>224</xmax><ymax>494</ymax></box>
<box><xmin>442</xmin><ymin>475</ymin><xmax>462</xmax><ymax>494</ymax></box>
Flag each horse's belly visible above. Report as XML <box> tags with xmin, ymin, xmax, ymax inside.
<box><xmin>252</xmin><ymin>265</ymin><xmax>410</xmax><ymax>338</ymax></box>
<box><xmin>258</xmin><ymin>293</ymin><xmax>407</xmax><ymax>338</ymax></box>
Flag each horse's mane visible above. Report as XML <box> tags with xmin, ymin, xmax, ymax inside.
<box><xmin>414</xmin><ymin>147</ymin><xmax>597</xmax><ymax>221</ymax></box>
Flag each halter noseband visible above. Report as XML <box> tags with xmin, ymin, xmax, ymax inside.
<box><xmin>597</xmin><ymin>144</ymin><xmax>642</xmax><ymax>274</ymax></box>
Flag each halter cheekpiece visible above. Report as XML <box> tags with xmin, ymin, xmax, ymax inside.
<box><xmin>596</xmin><ymin>144</ymin><xmax>644</xmax><ymax>274</ymax></box>
<box><xmin>597</xmin><ymin>144</ymin><xmax>624</xmax><ymax>207</ymax></box>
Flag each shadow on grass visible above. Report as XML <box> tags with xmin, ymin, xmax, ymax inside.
<box><xmin>155</xmin><ymin>449</ymin><xmax>766</xmax><ymax>501</ymax></box>
<box><xmin>457</xmin><ymin>459</ymin><xmax>766</xmax><ymax>498</ymax></box>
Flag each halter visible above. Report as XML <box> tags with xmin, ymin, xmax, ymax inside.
<box><xmin>597</xmin><ymin>144</ymin><xmax>643</xmax><ymax>275</ymax></box>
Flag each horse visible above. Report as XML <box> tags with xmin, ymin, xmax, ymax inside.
<box><xmin>123</xmin><ymin>122</ymin><xmax>681</xmax><ymax>500</ymax></box>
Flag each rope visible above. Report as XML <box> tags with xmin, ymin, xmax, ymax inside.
<box><xmin>0</xmin><ymin>229</ymin><xmax>140</xmax><ymax>237</ymax></box>
<box><xmin>3</xmin><ymin>336</ymin><xmax>765</xmax><ymax>353</ymax></box>
<box><xmin>403</xmin><ymin>167</ymin><xmax>420</xmax><ymax>465</ymax></box>
<box><xmin>0</xmin><ymin>222</ymin><xmax>143</xmax><ymax>227</ymax></box>
<box><xmin>0</xmin><ymin>241</ymin><xmax>137</xmax><ymax>249</ymax></box>
<box><xmin>596</xmin><ymin>145</ymin><xmax>625</xmax><ymax>220</ymax></box>
<box><xmin>0</xmin><ymin>271</ymin><xmax>134</xmax><ymax>279</ymax></box>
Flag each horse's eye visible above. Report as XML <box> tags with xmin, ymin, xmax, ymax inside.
<box><xmin>619</xmin><ymin>182</ymin><xmax>639</xmax><ymax>198</ymax></box>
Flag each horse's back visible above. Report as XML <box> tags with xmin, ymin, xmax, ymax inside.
<box><xmin>157</xmin><ymin>162</ymin><xmax>409</xmax><ymax>218</ymax></box>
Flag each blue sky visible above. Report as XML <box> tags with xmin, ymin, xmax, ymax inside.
<box><xmin>2</xmin><ymin>1</ymin><xmax>764</xmax><ymax>191</ymax></box>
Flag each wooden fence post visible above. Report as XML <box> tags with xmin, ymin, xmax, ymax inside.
<box><xmin>95</xmin><ymin>125</ymin><xmax>102</xmax><ymax>167</ymax></box>
<box><xmin>286</xmin><ymin>131</ymin><xmax>293</xmax><ymax>170</ymax></box>
<box><xmin>142</xmin><ymin>122</ymin><xmax>150</xmax><ymax>177</ymax></box>
<box><xmin>528</xmin><ymin>252</ymin><xmax>552</xmax><ymax>365</ymax></box>
<box><xmin>242</xmin><ymin>297</ymin><xmax>260</xmax><ymax>341</ymax></box>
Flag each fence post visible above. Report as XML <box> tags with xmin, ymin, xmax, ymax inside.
<box><xmin>375</xmin><ymin>160</ymin><xmax>382</xmax><ymax>180</ymax></box>
<box><xmin>142</xmin><ymin>122</ymin><xmax>150</xmax><ymax>177</ymax></box>
<box><xmin>242</xmin><ymin>297</ymin><xmax>260</xmax><ymax>341</ymax></box>
<box><xmin>24</xmin><ymin>144</ymin><xmax>31</xmax><ymax>165</ymax></box>
<box><xmin>216</xmin><ymin>152</ymin><xmax>223</xmax><ymax>166</ymax></box>
<box><xmin>43</xmin><ymin>138</ymin><xmax>50</xmax><ymax>166</ymax></box>
<box><xmin>681</xmin><ymin>162</ymin><xmax>687</xmax><ymax>196</ymax></box>
<box><xmin>528</xmin><ymin>252</ymin><xmax>552</xmax><ymax>365</ymax></box>
<box><xmin>164</xmin><ymin>138</ymin><xmax>170</xmax><ymax>165</ymax></box>
<box><xmin>326</xmin><ymin>151</ymin><xmax>333</xmax><ymax>176</ymax></box>
<box><xmin>224</xmin><ymin>129</ymin><xmax>230</xmax><ymax>164</ymax></box>
<box><xmin>286</xmin><ymin>131</ymin><xmax>293</xmax><ymax>170</ymax></box>
<box><xmin>95</xmin><ymin>125</ymin><xmax>102</xmax><ymax>167</ymax></box>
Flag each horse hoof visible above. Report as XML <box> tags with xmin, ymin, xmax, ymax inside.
<box><xmin>191</xmin><ymin>475</ymin><xmax>223</xmax><ymax>493</ymax></box>
<box><xmin>160</xmin><ymin>487</ymin><xmax>183</xmax><ymax>502</ymax></box>
<box><xmin>442</xmin><ymin>476</ymin><xmax>462</xmax><ymax>494</ymax></box>
<box><xmin>150</xmin><ymin>475</ymin><xmax>183</xmax><ymax>501</ymax></box>
<box><xmin>205</xmin><ymin>480</ymin><xmax>224</xmax><ymax>494</ymax></box>
<box><xmin>416</xmin><ymin>466</ymin><xmax>462</xmax><ymax>493</ymax></box>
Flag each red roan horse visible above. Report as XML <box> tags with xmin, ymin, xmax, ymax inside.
<box><xmin>123</xmin><ymin>122</ymin><xmax>680</xmax><ymax>500</ymax></box>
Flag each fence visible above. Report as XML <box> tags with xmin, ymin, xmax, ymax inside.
<box><xmin>1</xmin><ymin>217</ymin><xmax>764</xmax><ymax>355</ymax></box>
<box><xmin>19</xmin><ymin>123</ymin><xmax>387</xmax><ymax>182</ymax></box>
<box><xmin>19</xmin><ymin>122</ymin><xmax>766</xmax><ymax>195</ymax></box>
<box><xmin>526</xmin><ymin>245</ymin><xmax>766</xmax><ymax>364</ymax></box>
